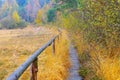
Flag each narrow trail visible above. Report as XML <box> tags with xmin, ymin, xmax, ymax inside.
<box><xmin>67</xmin><ymin>45</ymin><xmax>82</xmax><ymax>80</ymax></box>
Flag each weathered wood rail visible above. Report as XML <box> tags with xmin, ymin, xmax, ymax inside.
<box><xmin>6</xmin><ymin>32</ymin><xmax>61</xmax><ymax>80</ymax></box>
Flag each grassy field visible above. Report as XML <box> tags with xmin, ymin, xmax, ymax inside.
<box><xmin>0</xmin><ymin>26</ymin><xmax>70</xmax><ymax>80</ymax></box>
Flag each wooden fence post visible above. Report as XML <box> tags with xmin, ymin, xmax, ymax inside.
<box><xmin>57</xmin><ymin>35</ymin><xmax>59</xmax><ymax>43</ymax></box>
<box><xmin>52</xmin><ymin>40</ymin><xmax>55</xmax><ymax>54</ymax></box>
<box><xmin>30</xmin><ymin>58</ymin><xmax>38</xmax><ymax>80</ymax></box>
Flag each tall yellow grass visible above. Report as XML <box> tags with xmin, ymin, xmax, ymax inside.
<box><xmin>70</xmin><ymin>31</ymin><xmax>120</xmax><ymax>80</ymax></box>
<box><xmin>98</xmin><ymin>57</ymin><xmax>120</xmax><ymax>80</ymax></box>
<box><xmin>20</xmin><ymin>31</ymin><xmax>70</xmax><ymax>80</ymax></box>
<box><xmin>0</xmin><ymin>27</ymin><xmax>70</xmax><ymax>80</ymax></box>
<box><xmin>90</xmin><ymin>46</ymin><xmax>120</xmax><ymax>80</ymax></box>
<box><xmin>0</xmin><ymin>26</ymin><xmax>58</xmax><ymax>80</ymax></box>
<box><xmin>37</xmin><ymin>31</ymin><xmax>70</xmax><ymax>80</ymax></box>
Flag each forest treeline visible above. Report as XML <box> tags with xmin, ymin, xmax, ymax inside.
<box><xmin>0</xmin><ymin>0</ymin><xmax>50</xmax><ymax>29</ymax></box>
<box><xmin>47</xmin><ymin>0</ymin><xmax>120</xmax><ymax>80</ymax></box>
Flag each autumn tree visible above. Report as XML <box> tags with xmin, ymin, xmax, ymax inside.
<box><xmin>54</xmin><ymin>0</ymin><xmax>120</xmax><ymax>47</ymax></box>
<box><xmin>12</xmin><ymin>11</ymin><xmax>20</xmax><ymax>23</ymax></box>
<box><xmin>81</xmin><ymin>0</ymin><xmax>120</xmax><ymax>47</ymax></box>
<box><xmin>35</xmin><ymin>10</ymin><xmax>43</xmax><ymax>24</ymax></box>
<box><xmin>46</xmin><ymin>8</ymin><xmax>56</xmax><ymax>22</ymax></box>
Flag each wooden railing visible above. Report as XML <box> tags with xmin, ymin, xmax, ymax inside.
<box><xmin>6</xmin><ymin>32</ymin><xmax>61</xmax><ymax>80</ymax></box>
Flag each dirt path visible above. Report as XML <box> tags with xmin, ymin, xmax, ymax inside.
<box><xmin>67</xmin><ymin>45</ymin><xmax>82</xmax><ymax>80</ymax></box>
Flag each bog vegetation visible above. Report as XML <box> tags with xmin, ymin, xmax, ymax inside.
<box><xmin>48</xmin><ymin>0</ymin><xmax>120</xmax><ymax>80</ymax></box>
<box><xmin>0</xmin><ymin>26</ymin><xmax>54</xmax><ymax>79</ymax></box>
<box><xmin>0</xmin><ymin>26</ymin><xmax>70</xmax><ymax>80</ymax></box>
<box><xmin>0</xmin><ymin>0</ymin><xmax>120</xmax><ymax>80</ymax></box>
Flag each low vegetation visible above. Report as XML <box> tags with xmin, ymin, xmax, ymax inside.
<box><xmin>19</xmin><ymin>31</ymin><xmax>71</xmax><ymax>80</ymax></box>
<box><xmin>0</xmin><ymin>26</ymin><xmax>70</xmax><ymax>80</ymax></box>
<box><xmin>0</xmin><ymin>26</ymin><xmax>56</xmax><ymax>79</ymax></box>
<box><xmin>0</xmin><ymin>19</ymin><xmax>27</xmax><ymax>29</ymax></box>
<box><xmin>0</xmin><ymin>0</ymin><xmax>120</xmax><ymax>80</ymax></box>
<box><xmin>49</xmin><ymin>0</ymin><xmax>120</xmax><ymax>80</ymax></box>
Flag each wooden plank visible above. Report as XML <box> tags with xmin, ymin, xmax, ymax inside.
<box><xmin>67</xmin><ymin>45</ymin><xmax>82</xmax><ymax>80</ymax></box>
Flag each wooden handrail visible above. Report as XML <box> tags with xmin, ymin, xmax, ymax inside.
<box><xmin>6</xmin><ymin>33</ymin><xmax>61</xmax><ymax>80</ymax></box>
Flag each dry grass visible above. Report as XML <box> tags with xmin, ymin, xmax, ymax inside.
<box><xmin>70</xmin><ymin>31</ymin><xmax>120</xmax><ymax>80</ymax></box>
<box><xmin>97</xmin><ymin>57</ymin><xmax>120</xmax><ymax>80</ymax></box>
<box><xmin>19</xmin><ymin>31</ymin><xmax>70</xmax><ymax>80</ymax></box>
<box><xmin>89</xmin><ymin>46</ymin><xmax>120</xmax><ymax>80</ymax></box>
<box><xmin>37</xmin><ymin>32</ymin><xmax>70</xmax><ymax>80</ymax></box>
<box><xmin>0</xmin><ymin>25</ymin><xmax>57</xmax><ymax>80</ymax></box>
<box><xmin>0</xmin><ymin>26</ymin><xmax>70</xmax><ymax>80</ymax></box>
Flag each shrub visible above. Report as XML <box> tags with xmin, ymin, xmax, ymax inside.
<box><xmin>54</xmin><ymin>0</ymin><xmax>120</xmax><ymax>79</ymax></box>
<box><xmin>17</xmin><ymin>20</ymin><xmax>27</xmax><ymax>29</ymax></box>
<box><xmin>46</xmin><ymin>8</ymin><xmax>56</xmax><ymax>22</ymax></box>
<box><xmin>0</xmin><ymin>19</ymin><xmax>27</xmax><ymax>29</ymax></box>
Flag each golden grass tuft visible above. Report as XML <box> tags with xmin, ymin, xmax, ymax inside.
<box><xmin>97</xmin><ymin>57</ymin><xmax>120</xmax><ymax>80</ymax></box>
<box><xmin>88</xmin><ymin>45</ymin><xmax>120</xmax><ymax>80</ymax></box>
<box><xmin>70</xmin><ymin>30</ymin><xmax>120</xmax><ymax>80</ymax></box>
<box><xmin>37</xmin><ymin>31</ymin><xmax>71</xmax><ymax>80</ymax></box>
